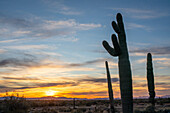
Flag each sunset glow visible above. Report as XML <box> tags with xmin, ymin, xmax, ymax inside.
<box><xmin>0</xmin><ymin>0</ymin><xmax>170</xmax><ymax>99</ymax></box>
<box><xmin>45</xmin><ymin>90</ymin><xmax>58</xmax><ymax>96</ymax></box>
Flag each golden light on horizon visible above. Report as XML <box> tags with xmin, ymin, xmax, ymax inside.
<box><xmin>45</xmin><ymin>90</ymin><xmax>58</xmax><ymax>96</ymax></box>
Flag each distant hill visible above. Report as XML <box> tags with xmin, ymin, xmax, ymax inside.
<box><xmin>0</xmin><ymin>95</ymin><xmax>169</xmax><ymax>100</ymax></box>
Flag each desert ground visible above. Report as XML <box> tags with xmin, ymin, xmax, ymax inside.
<box><xmin>0</xmin><ymin>98</ymin><xmax>170</xmax><ymax>113</ymax></box>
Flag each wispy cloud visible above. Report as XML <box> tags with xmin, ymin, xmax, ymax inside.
<box><xmin>42</xmin><ymin>0</ymin><xmax>82</xmax><ymax>15</ymax></box>
<box><xmin>155</xmin><ymin>75</ymin><xmax>170</xmax><ymax>82</ymax></box>
<box><xmin>33</xmin><ymin>51</ymin><xmax>62</xmax><ymax>57</ymax></box>
<box><xmin>80</xmin><ymin>77</ymin><xmax>119</xmax><ymax>83</ymax></box>
<box><xmin>130</xmin><ymin>46</ymin><xmax>170</xmax><ymax>55</ymax></box>
<box><xmin>0</xmin><ymin>39</ymin><xmax>25</xmax><ymax>43</ymax></box>
<box><xmin>0</xmin><ymin>56</ymin><xmax>106</xmax><ymax>82</ymax></box>
<box><xmin>36</xmin><ymin>82</ymin><xmax>78</xmax><ymax>88</ymax></box>
<box><xmin>112</xmin><ymin>8</ymin><xmax>169</xmax><ymax>19</ymax></box>
<box><xmin>2</xmin><ymin>76</ymin><xmax>40</xmax><ymax>80</ymax></box>
<box><xmin>66</xmin><ymin>58</ymin><xmax>108</xmax><ymax>67</ymax></box>
<box><xmin>0</xmin><ymin>15</ymin><xmax>101</xmax><ymax>40</ymax></box>
<box><xmin>4</xmin><ymin>45</ymin><xmax>50</xmax><ymax>50</ymax></box>
<box><xmin>126</xmin><ymin>23</ymin><xmax>151</xmax><ymax>31</ymax></box>
<box><xmin>136</xmin><ymin>57</ymin><xmax>170</xmax><ymax>69</ymax></box>
<box><xmin>0</xmin><ymin>57</ymin><xmax>108</xmax><ymax>69</ymax></box>
<box><xmin>43</xmin><ymin>19</ymin><xmax>101</xmax><ymax>31</ymax></box>
<box><xmin>0</xmin><ymin>81</ymin><xmax>79</xmax><ymax>92</ymax></box>
<box><xmin>0</xmin><ymin>58</ymin><xmax>39</xmax><ymax>68</ymax></box>
<box><xmin>66</xmin><ymin>91</ymin><xmax>107</xmax><ymax>96</ymax></box>
<box><xmin>0</xmin><ymin>49</ymin><xmax>6</xmax><ymax>53</ymax></box>
<box><xmin>0</xmin><ymin>85</ymin><xmax>8</xmax><ymax>89</ymax></box>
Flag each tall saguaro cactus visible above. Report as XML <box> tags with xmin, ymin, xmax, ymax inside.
<box><xmin>105</xmin><ymin>61</ymin><xmax>115</xmax><ymax>113</ymax></box>
<box><xmin>147</xmin><ymin>53</ymin><xmax>155</xmax><ymax>106</ymax></box>
<box><xmin>102</xmin><ymin>13</ymin><xmax>133</xmax><ymax>113</ymax></box>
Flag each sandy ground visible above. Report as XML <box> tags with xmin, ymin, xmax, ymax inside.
<box><xmin>28</xmin><ymin>103</ymin><xmax>170</xmax><ymax>113</ymax></box>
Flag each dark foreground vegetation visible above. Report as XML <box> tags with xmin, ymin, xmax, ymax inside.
<box><xmin>0</xmin><ymin>96</ymin><xmax>170</xmax><ymax>113</ymax></box>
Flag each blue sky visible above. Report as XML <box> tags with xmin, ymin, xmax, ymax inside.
<box><xmin>0</xmin><ymin>0</ymin><xmax>170</xmax><ymax>98</ymax></box>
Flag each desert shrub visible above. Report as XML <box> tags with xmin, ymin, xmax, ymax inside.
<box><xmin>30</xmin><ymin>107</ymin><xmax>59</xmax><ymax>113</ymax></box>
<box><xmin>156</xmin><ymin>109</ymin><xmax>170</xmax><ymax>113</ymax></box>
<box><xmin>2</xmin><ymin>93</ymin><xmax>30</xmax><ymax>113</ymax></box>
<box><xmin>71</xmin><ymin>108</ymin><xmax>86</xmax><ymax>113</ymax></box>
<box><xmin>135</xmin><ymin>107</ymin><xmax>170</xmax><ymax>113</ymax></box>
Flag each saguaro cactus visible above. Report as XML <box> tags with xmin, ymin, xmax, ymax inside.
<box><xmin>105</xmin><ymin>61</ymin><xmax>115</xmax><ymax>113</ymax></box>
<box><xmin>147</xmin><ymin>53</ymin><xmax>155</xmax><ymax>106</ymax></box>
<box><xmin>102</xmin><ymin>13</ymin><xmax>133</xmax><ymax>113</ymax></box>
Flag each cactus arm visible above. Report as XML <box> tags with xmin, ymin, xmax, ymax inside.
<box><xmin>105</xmin><ymin>61</ymin><xmax>115</xmax><ymax>113</ymax></box>
<box><xmin>112</xmin><ymin>21</ymin><xmax>121</xmax><ymax>34</ymax></box>
<box><xmin>147</xmin><ymin>53</ymin><xmax>155</xmax><ymax>106</ymax></box>
<box><xmin>102</xmin><ymin>34</ymin><xmax>121</xmax><ymax>56</ymax></box>
<box><xmin>111</xmin><ymin>34</ymin><xmax>121</xmax><ymax>55</ymax></box>
<box><xmin>102</xmin><ymin>41</ymin><xmax>119</xmax><ymax>56</ymax></box>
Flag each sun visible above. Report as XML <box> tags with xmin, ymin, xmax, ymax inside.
<box><xmin>45</xmin><ymin>90</ymin><xmax>57</xmax><ymax>96</ymax></box>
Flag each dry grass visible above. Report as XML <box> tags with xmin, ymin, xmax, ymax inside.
<box><xmin>0</xmin><ymin>93</ymin><xmax>30</xmax><ymax>113</ymax></box>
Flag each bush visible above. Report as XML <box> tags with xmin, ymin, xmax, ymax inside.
<box><xmin>2</xmin><ymin>93</ymin><xmax>30</xmax><ymax>113</ymax></box>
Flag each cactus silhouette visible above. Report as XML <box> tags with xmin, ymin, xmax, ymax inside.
<box><xmin>105</xmin><ymin>61</ymin><xmax>115</xmax><ymax>113</ymax></box>
<box><xmin>102</xmin><ymin>13</ymin><xmax>133</xmax><ymax>113</ymax></box>
<box><xmin>73</xmin><ymin>98</ymin><xmax>76</xmax><ymax>109</ymax></box>
<box><xmin>147</xmin><ymin>53</ymin><xmax>155</xmax><ymax>107</ymax></box>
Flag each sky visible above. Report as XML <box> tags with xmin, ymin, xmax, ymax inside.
<box><xmin>0</xmin><ymin>0</ymin><xmax>170</xmax><ymax>99</ymax></box>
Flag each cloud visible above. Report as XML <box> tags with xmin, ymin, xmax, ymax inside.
<box><xmin>42</xmin><ymin>0</ymin><xmax>82</xmax><ymax>15</ymax></box>
<box><xmin>130</xmin><ymin>46</ymin><xmax>170</xmax><ymax>55</ymax></box>
<box><xmin>9</xmin><ymin>82</ymin><xmax>79</xmax><ymax>90</ymax></box>
<box><xmin>4</xmin><ymin>45</ymin><xmax>50</xmax><ymax>50</ymax></box>
<box><xmin>0</xmin><ymin>85</ymin><xmax>11</xmax><ymax>93</ymax></box>
<box><xmin>136</xmin><ymin>57</ymin><xmax>170</xmax><ymax>69</ymax></box>
<box><xmin>2</xmin><ymin>77</ymin><xmax>40</xmax><ymax>80</ymax></box>
<box><xmin>0</xmin><ymin>81</ymin><xmax>79</xmax><ymax>92</ymax></box>
<box><xmin>0</xmin><ymin>39</ymin><xmax>25</xmax><ymax>43</ymax></box>
<box><xmin>112</xmin><ymin>8</ymin><xmax>169</xmax><ymax>19</ymax></box>
<box><xmin>0</xmin><ymin>72</ymin><xmax>13</xmax><ymax>75</ymax></box>
<box><xmin>155</xmin><ymin>82</ymin><xmax>170</xmax><ymax>86</ymax></box>
<box><xmin>0</xmin><ymin>15</ymin><xmax>35</xmax><ymax>28</ymax></box>
<box><xmin>15</xmin><ymin>86</ymin><xmax>37</xmax><ymax>89</ymax></box>
<box><xmin>36</xmin><ymin>82</ymin><xmax>78</xmax><ymax>87</ymax></box>
<box><xmin>0</xmin><ymin>49</ymin><xmax>6</xmax><ymax>53</ymax></box>
<box><xmin>0</xmin><ymin>56</ymin><xmax>101</xmax><ymax>79</ymax></box>
<box><xmin>155</xmin><ymin>75</ymin><xmax>170</xmax><ymax>82</ymax></box>
<box><xmin>0</xmin><ymin>52</ymin><xmax>59</xmax><ymax>69</ymax></box>
<box><xmin>33</xmin><ymin>51</ymin><xmax>62</xmax><ymax>57</ymax></box>
<box><xmin>43</xmin><ymin>19</ymin><xmax>101</xmax><ymax>31</ymax></box>
<box><xmin>66</xmin><ymin>58</ymin><xmax>107</xmax><ymax>67</ymax></box>
<box><xmin>93</xmin><ymin>49</ymin><xmax>106</xmax><ymax>53</ymax></box>
<box><xmin>157</xmin><ymin>89</ymin><xmax>170</xmax><ymax>92</ymax></box>
<box><xmin>0</xmin><ymin>58</ymin><xmax>39</xmax><ymax>67</ymax></box>
<box><xmin>0</xmin><ymin>14</ymin><xmax>101</xmax><ymax>40</ymax></box>
<box><xmin>126</xmin><ymin>23</ymin><xmax>151</xmax><ymax>31</ymax></box>
<box><xmin>0</xmin><ymin>57</ymin><xmax>108</xmax><ymax>69</ymax></box>
<box><xmin>59</xmin><ymin>37</ymin><xmax>79</xmax><ymax>42</ymax></box>
<box><xmin>0</xmin><ymin>85</ymin><xmax>8</xmax><ymax>88</ymax></box>
<box><xmin>156</xmin><ymin>89</ymin><xmax>170</xmax><ymax>96</ymax></box>
<box><xmin>68</xmin><ymin>91</ymin><xmax>107</xmax><ymax>96</ymax></box>
<box><xmin>80</xmin><ymin>77</ymin><xmax>119</xmax><ymax>83</ymax></box>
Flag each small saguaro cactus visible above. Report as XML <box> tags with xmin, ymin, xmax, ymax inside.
<box><xmin>102</xmin><ymin>13</ymin><xmax>133</xmax><ymax>113</ymax></box>
<box><xmin>147</xmin><ymin>53</ymin><xmax>155</xmax><ymax>106</ymax></box>
<box><xmin>73</xmin><ymin>98</ymin><xmax>76</xmax><ymax>109</ymax></box>
<box><xmin>105</xmin><ymin>61</ymin><xmax>115</xmax><ymax>113</ymax></box>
